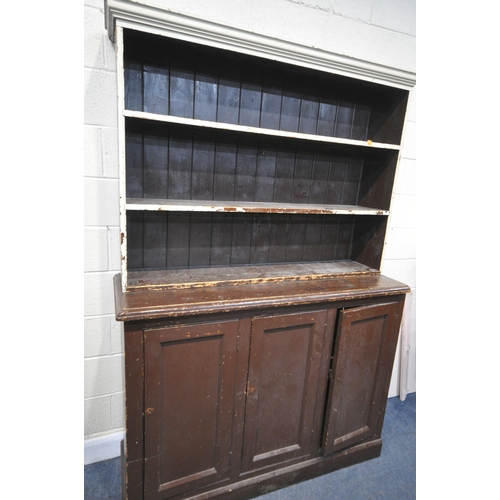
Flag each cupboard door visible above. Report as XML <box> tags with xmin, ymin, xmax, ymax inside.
<box><xmin>241</xmin><ymin>309</ymin><xmax>336</xmax><ymax>473</ymax></box>
<box><xmin>143</xmin><ymin>320</ymin><xmax>241</xmax><ymax>499</ymax></box>
<box><xmin>323</xmin><ymin>301</ymin><xmax>401</xmax><ymax>455</ymax></box>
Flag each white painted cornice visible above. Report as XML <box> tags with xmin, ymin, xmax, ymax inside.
<box><xmin>104</xmin><ymin>0</ymin><xmax>416</xmax><ymax>89</ymax></box>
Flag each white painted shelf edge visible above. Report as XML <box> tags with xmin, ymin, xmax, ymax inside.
<box><xmin>124</xmin><ymin>110</ymin><xmax>401</xmax><ymax>151</ymax></box>
<box><xmin>125</xmin><ymin>198</ymin><xmax>390</xmax><ymax>216</ymax></box>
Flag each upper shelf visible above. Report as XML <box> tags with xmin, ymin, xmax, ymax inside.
<box><xmin>123</xmin><ymin>29</ymin><xmax>410</xmax><ymax>148</ymax></box>
<box><xmin>126</xmin><ymin>198</ymin><xmax>389</xmax><ymax>216</ymax></box>
<box><xmin>123</xmin><ymin>110</ymin><xmax>401</xmax><ymax>151</ymax></box>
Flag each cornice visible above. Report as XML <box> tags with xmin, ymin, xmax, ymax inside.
<box><xmin>104</xmin><ymin>0</ymin><xmax>416</xmax><ymax>89</ymax></box>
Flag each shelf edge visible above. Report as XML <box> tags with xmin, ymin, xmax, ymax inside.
<box><xmin>124</xmin><ymin>110</ymin><xmax>401</xmax><ymax>150</ymax></box>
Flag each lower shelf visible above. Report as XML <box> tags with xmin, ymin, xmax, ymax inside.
<box><xmin>126</xmin><ymin>260</ymin><xmax>378</xmax><ymax>290</ymax></box>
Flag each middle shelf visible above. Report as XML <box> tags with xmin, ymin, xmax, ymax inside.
<box><xmin>125</xmin><ymin>198</ymin><xmax>389</xmax><ymax>216</ymax></box>
<box><xmin>125</xmin><ymin>118</ymin><xmax>399</xmax><ymax>212</ymax></box>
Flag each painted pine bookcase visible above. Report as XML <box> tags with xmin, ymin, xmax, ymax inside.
<box><xmin>104</xmin><ymin>1</ymin><xmax>414</xmax><ymax>498</ymax></box>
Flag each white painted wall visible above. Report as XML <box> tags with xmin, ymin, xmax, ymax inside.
<box><xmin>84</xmin><ymin>0</ymin><xmax>416</xmax><ymax>463</ymax></box>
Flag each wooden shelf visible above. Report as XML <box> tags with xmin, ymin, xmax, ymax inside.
<box><xmin>126</xmin><ymin>260</ymin><xmax>379</xmax><ymax>291</ymax></box>
<box><xmin>115</xmin><ymin>271</ymin><xmax>410</xmax><ymax>320</ymax></box>
<box><xmin>125</xmin><ymin>198</ymin><xmax>390</xmax><ymax>216</ymax></box>
<box><xmin>124</xmin><ymin>110</ymin><xmax>401</xmax><ymax>151</ymax></box>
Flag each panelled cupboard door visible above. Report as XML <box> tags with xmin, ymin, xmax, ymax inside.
<box><xmin>323</xmin><ymin>302</ymin><xmax>401</xmax><ymax>455</ymax></box>
<box><xmin>143</xmin><ymin>320</ymin><xmax>242</xmax><ymax>499</ymax></box>
<box><xmin>241</xmin><ymin>309</ymin><xmax>336</xmax><ymax>473</ymax></box>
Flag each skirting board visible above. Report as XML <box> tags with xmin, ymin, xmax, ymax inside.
<box><xmin>85</xmin><ymin>431</ymin><xmax>125</xmax><ymax>465</ymax></box>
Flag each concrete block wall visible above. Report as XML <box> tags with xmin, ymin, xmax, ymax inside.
<box><xmin>84</xmin><ymin>0</ymin><xmax>416</xmax><ymax>463</ymax></box>
<box><xmin>84</xmin><ymin>0</ymin><xmax>124</xmax><ymax>463</ymax></box>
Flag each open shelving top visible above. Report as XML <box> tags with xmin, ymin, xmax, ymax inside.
<box><xmin>117</xmin><ymin>25</ymin><xmax>410</xmax><ymax>291</ymax></box>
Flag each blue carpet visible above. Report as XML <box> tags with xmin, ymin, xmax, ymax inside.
<box><xmin>84</xmin><ymin>393</ymin><xmax>415</xmax><ymax>500</ymax></box>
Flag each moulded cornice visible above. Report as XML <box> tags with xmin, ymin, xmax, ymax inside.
<box><xmin>104</xmin><ymin>0</ymin><xmax>416</xmax><ymax>89</ymax></box>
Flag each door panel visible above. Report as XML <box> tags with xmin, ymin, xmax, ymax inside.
<box><xmin>323</xmin><ymin>302</ymin><xmax>400</xmax><ymax>455</ymax></box>
<box><xmin>143</xmin><ymin>320</ymin><xmax>240</xmax><ymax>498</ymax></box>
<box><xmin>242</xmin><ymin>309</ymin><xmax>336</xmax><ymax>473</ymax></box>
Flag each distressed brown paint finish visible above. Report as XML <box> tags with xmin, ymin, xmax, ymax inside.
<box><xmin>143</xmin><ymin>320</ymin><xmax>241</xmax><ymax>498</ymax></box>
<box><xmin>114</xmin><ymin>273</ymin><xmax>408</xmax><ymax>322</ymax></box>
<box><xmin>117</xmin><ymin>280</ymin><xmax>407</xmax><ymax>500</ymax></box>
<box><xmin>241</xmin><ymin>310</ymin><xmax>333</xmax><ymax>473</ymax></box>
<box><xmin>323</xmin><ymin>301</ymin><xmax>403</xmax><ymax>455</ymax></box>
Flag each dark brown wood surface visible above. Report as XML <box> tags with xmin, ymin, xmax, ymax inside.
<box><xmin>323</xmin><ymin>302</ymin><xmax>402</xmax><ymax>455</ymax></box>
<box><xmin>114</xmin><ymin>273</ymin><xmax>409</xmax><ymax>322</ymax></box>
<box><xmin>143</xmin><ymin>320</ymin><xmax>244</xmax><ymax>498</ymax></box>
<box><xmin>120</xmin><ymin>289</ymin><xmax>406</xmax><ymax>500</ymax></box>
<box><xmin>241</xmin><ymin>310</ymin><xmax>335</xmax><ymax>473</ymax></box>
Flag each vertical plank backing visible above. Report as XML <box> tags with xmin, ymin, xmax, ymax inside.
<box><xmin>125</xmin><ymin>127</ymin><xmax>144</xmax><ymax>198</ymax></box>
<box><xmin>167</xmin><ymin>128</ymin><xmax>192</xmax><ymax>200</ymax></box>
<box><xmin>342</xmin><ymin>156</ymin><xmax>363</xmax><ymax>205</ymax></box>
<box><xmin>239</xmin><ymin>65</ymin><xmax>262</xmax><ymax>128</ymax></box>
<box><xmin>273</xmin><ymin>142</ymin><xmax>295</xmax><ymax>204</ymax></box>
<box><xmin>261</xmin><ymin>68</ymin><xmax>282</xmax><ymax>130</ymax></box>
<box><xmin>325</xmin><ymin>156</ymin><xmax>347</xmax><ymax>205</ymax></box>
<box><xmin>210</xmin><ymin>213</ymin><xmax>233</xmax><ymax>266</ymax></box>
<box><xmin>143</xmin><ymin>56</ymin><xmax>169</xmax><ymax>115</ymax></box>
<box><xmin>249</xmin><ymin>214</ymin><xmax>272</xmax><ymax>264</ymax></box>
<box><xmin>217</xmin><ymin>58</ymin><xmax>241</xmax><ymax>125</ymax></box>
<box><xmin>292</xmin><ymin>146</ymin><xmax>314</xmax><ymax>204</ymax></box>
<box><xmin>319</xmin><ymin>216</ymin><xmax>339</xmax><ymax>261</ymax></box>
<box><xmin>169</xmin><ymin>50</ymin><xmax>194</xmax><ymax>118</ymax></box>
<box><xmin>143</xmin><ymin>212</ymin><xmax>167</xmax><ymax>269</ymax></box>
<box><xmin>191</xmin><ymin>130</ymin><xmax>216</xmax><ymax>200</ymax></box>
<box><xmin>302</xmin><ymin>215</ymin><xmax>323</xmax><ymax>261</ymax></box>
<box><xmin>309</xmin><ymin>147</ymin><xmax>331</xmax><ymax>204</ymax></box>
<box><xmin>214</xmin><ymin>139</ymin><xmax>237</xmax><ymax>201</ymax></box>
<box><xmin>334</xmin><ymin>99</ymin><xmax>354</xmax><ymax>139</ymax></box>
<box><xmin>254</xmin><ymin>138</ymin><xmax>277</xmax><ymax>203</ymax></box>
<box><xmin>317</xmin><ymin>84</ymin><xmax>338</xmax><ymax>137</ymax></box>
<box><xmin>351</xmin><ymin>102</ymin><xmax>370</xmax><ymax>141</ymax></box>
<box><xmin>189</xmin><ymin>213</ymin><xmax>212</xmax><ymax>267</ymax></box>
<box><xmin>235</xmin><ymin>136</ymin><xmax>258</xmax><ymax>202</ymax></box>
<box><xmin>126</xmin><ymin>211</ymin><xmax>144</xmax><ymax>270</ymax></box>
<box><xmin>286</xmin><ymin>215</ymin><xmax>307</xmax><ymax>262</ymax></box>
<box><xmin>143</xmin><ymin>129</ymin><xmax>168</xmax><ymax>198</ymax></box>
<box><xmin>334</xmin><ymin>216</ymin><xmax>354</xmax><ymax>260</ymax></box>
<box><xmin>298</xmin><ymin>80</ymin><xmax>320</xmax><ymax>135</ymax></box>
<box><xmin>280</xmin><ymin>78</ymin><xmax>301</xmax><ymax>132</ymax></box>
<box><xmin>267</xmin><ymin>214</ymin><xmax>290</xmax><ymax>263</ymax></box>
<box><xmin>166</xmin><ymin>213</ymin><xmax>190</xmax><ymax>268</ymax></box>
<box><xmin>194</xmin><ymin>52</ymin><xmax>218</xmax><ymax>122</ymax></box>
<box><xmin>123</xmin><ymin>41</ymin><xmax>143</xmax><ymax>111</ymax></box>
<box><xmin>230</xmin><ymin>214</ymin><xmax>253</xmax><ymax>265</ymax></box>
<box><xmin>126</xmin><ymin>212</ymin><xmax>390</xmax><ymax>272</ymax></box>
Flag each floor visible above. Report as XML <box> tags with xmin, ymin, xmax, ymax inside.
<box><xmin>84</xmin><ymin>392</ymin><xmax>416</xmax><ymax>500</ymax></box>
